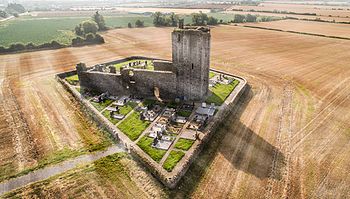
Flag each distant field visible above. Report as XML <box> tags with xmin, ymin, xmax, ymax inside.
<box><xmin>0</xmin><ymin>14</ymin><xmax>153</xmax><ymax>47</ymax></box>
<box><xmin>224</xmin><ymin>10</ymin><xmax>350</xmax><ymax>23</ymax></box>
<box><xmin>245</xmin><ymin>19</ymin><xmax>350</xmax><ymax>38</ymax></box>
<box><xmin>228</xmin><ymin>2</ymin><xmax>350</xmax><ymax>18</ymax></box>
<box><xmin>0</xmin><ymin>12</ymin><xmax>238</xmax><ymax>47</ymax></box>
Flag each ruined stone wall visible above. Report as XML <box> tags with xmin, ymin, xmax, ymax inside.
<box><xmin>78</xmin><ymin>71</ymin><xmax>130</xmax><ymax>96</ymax></box>
<box><xmin>131</xmin><ymin>69</ymin><xmax>177</xmax><ymax>99</ymax></box>
<box><xmin>153</xmin><ymin>60</ymin><xmax>173</xmax><ymax>71</ymax></box>
<box><xmin>172</xmin><ymin>28</ymin><xmax>210</xmax><ymax>101</ymax></box>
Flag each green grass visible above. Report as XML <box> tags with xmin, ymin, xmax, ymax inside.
<box><xmin>174</xmin><ymin>138</ymin><xmax>195</xmax><ymax>151</ymax></box>
<box><xmin>163</xmin><ymin>150</ymin><xmax>185</xmax><ymax>172</ymax></box>
<box><xmin>177</xmin><ymin>110</ymin><xmax>192</xmax><ymax>117</ymax></box>
<box><xmin>166</xmin><ymin>101</ymin><xmax>179</xmax><ymax>109</ymax></box>
<box><xmin>209</xmin><ymin>71</ymin><xmax>216</xmax><ymax>79</ymax></box>
<box><xmin>137</xmin><ymin>136</ymin><xmax>167</xmax><ymax>162</ymax></box>
<box><xmin>0</xmin><ymin>14</ymin><xmax>153</xmax><ymax>47</ymax></box>
<box><xmin>119</xmin><ymin>102</ymin><xmax>138</xmax><ymax>115</ymax></box>
<box><xmin>206</xmin><ymin>79</ymin><xmax>239</xmax><ymax>106</ymax></box>
<box><xmin>114</xmin><ymin>59</ymin><xmax>154</xmax><ymax>71</ymax></box>
<box><xmin>65</xmin><ymin>74</ymin><xmax>79</xmax><ymax>85</ymax></box>
<box><xmin>118</xmin><ymin>111</ymin><xmax>150</xmax><ymax>141</ymax></box>
<box><xmin>142</xmin><ymin>99</ymin><xmax>157</xmax><ymax>107</ymax></box>
<box><xmin>91</xmin><ymin>99</ymin><xmax>113</xmax><ymax>112</ymax></box>
<box><xmin>0</xmin><ymin>17</ymin><xmax>81</xmax><ymax>47</ymax></box>
<box><xmin>101</xmin><ymin>102</ymin><xmax>137</xmax><ymax>124</ymax></box>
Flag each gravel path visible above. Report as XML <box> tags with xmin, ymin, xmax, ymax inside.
<box><xmin>0</xmin><ymin>144</ymin><xmax>125</xmax><ymax>196</ymax></box>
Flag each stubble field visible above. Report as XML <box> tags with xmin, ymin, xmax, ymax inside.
<box><xmin>244</xmin><ymin>19</ymin><xmax>350</xmax><ymax>38</ymax></box>
<box><xmin>229</xmin><ymin>2</ymin><xmax>350</xmax><ymax>18</ymax></box>
<box><xmin>1</xmin><ymin>23</ymin><xmax>350</xmax><ymax>198</ymax></box>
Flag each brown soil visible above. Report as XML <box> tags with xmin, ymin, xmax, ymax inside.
<box><xmin>244</xmin><ymin>19</ymin><xmax>350</xmax><ymax>38</ymax></box>
<box><xmin>1</xmin><ymin>24</ymin><xmax>350</xmax><ymax>198</ymax></box>
<box><xmin>229</xmin><ymin>2</ymin><xmax>350</xmax><ymax>18</ymax></box>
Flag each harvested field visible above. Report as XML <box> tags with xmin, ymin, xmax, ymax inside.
<box><xmin>224</xmin><ymin>10</ymin><xmax>350</xmax><ymax>23</ymax></box>
<box><xmin>228</xmin><ymin>2</ymin><xmax>350</xmax><ymax>18</ymax></box>
<box><xmin>1</xmin><ymin>24</ymin><xmax>350</xmax><ymax>198</ymax></box>
<box><xmin>244</xmin><ymin>19</ymin><xmax>350</xmax><ymax>38</ymax></box>
<box><xmin>113</xmin><ymin>7</ymin><xmax>210</xmax><ymax>14</ymax></box>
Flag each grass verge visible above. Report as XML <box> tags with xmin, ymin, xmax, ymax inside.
<box><xmin>137</xmin><ymin>136</ymin><xmax>167</xmax><ymax>162</ymax></box>
<box><xmin>2</xmin><ymin>153</ymin><xmax>146</xmax><ymax>198</ymax></box>
<box><xmin>163</xmin><ymin>150</ymin><xmax>185</xmax><ymax>172</ymax></box>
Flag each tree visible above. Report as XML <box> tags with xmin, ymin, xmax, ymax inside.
<box><xmin>85</xmin><ymin>33</ymin><xmax>96</xmax><ymax>42</ymax></box>
<box><xmin>207</xmin><ymin>16</ymin><xmax>218</xmax><ymax>25</ymax></box>
<box><xmin>94</xmin><ymin>34</ymin><xmax>105</xmax><ymax>43</ymax></box>
<box><xmin>72</xmin><ymin>37</ymin><xmax>84</xmax><ymax>46</ymax></box>
<box><xmin>8</xmin><ymin>43</ymin><xmax>25</xmax><ymax>52</ymax></box>
<box><xmin>169</xmin><ymin>12</ymin><xmax>178</xmax><ymax>27</ymax></box>
<box><xmin>245</xmin><ymin>14</ymin><xmax>257</xmax><ymax>22</ymax></box>
<box><xmin>0</xmin><ymin>11</ymin><xmax>8</xmax><ymax>18</ymax></box>
<box><xmin>6</xmin><ymin>3</ymin><xmax>26</xmax><ymax>14</ymax></box>
<box><xmin>82</xmin><ymin>20</ymin><xmax>98</xmax><ymax>35</ymax></box>
<box><xmin>233</xmin><ymin>14</ymin><xmax>245</xmax><ymax>23</ymax></box>
<box><xmin>92</xmin><ymin>11</ymin><xmax>107</xmax><ymax>31</ymax></box>
<box><xmin>128</xmin><ymin>22</ymin><xmax>132</xmax><ymax>28</ymax></box>
<box><xmin>75</xmin><ymin>24</ymin><xmax>84</xmax><ymax>36</ymax></box>
<box><xmin>191</xmin><ymin>12</ymin><xmax>209</xmax><ymax>26</ymax></box>
<box><xmin>135</xmin><ymin>19</ymin><xmax>144</xmax><ymax>28</ymax></box>
<box><xmin>152</xmin><ymin>12</ymin><xmax>164</xmax><ymax>26</ymax></box>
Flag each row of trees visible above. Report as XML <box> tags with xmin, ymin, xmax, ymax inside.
<box><xmin>127</xmin><ymin>19</ymin><xmax>145</xmax><ymax>28</ymax></box>
<box><xmin>191</xmin><ymin>12</ymin><xmax>219</xmax><ymax>25</ymax></box>
<box><xmin>0</xmin><ymin>41</ymin><xmax>64</xmax><ymax>53</ymax></box>
<box><xmin>152</xmin><ymin>12</ymin><xmax>220</xmax><ymax>27</ymax></box>
<box><xmin>152</xmin><ymin>12</ymin><xmax>179</xmax><ymax>27</ymax></box>
<box><xmin>233</xmin><ymin>14</ymin><xmax>257</xmax><ymax>23</ymax></box>
<box><xmin>0</xmin><ymin>12</ymin><xmax>105</xmax><ymax>54</ymax></box>
<box><xmin>232</xmin><ymin>14</ymin><xmax>277</xmax><ymax>23</ymax></box>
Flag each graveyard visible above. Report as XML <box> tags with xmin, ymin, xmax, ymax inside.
<box><xmin>62</xmin><ymin>65</ymin><xmax>242</xmax><ymax>173</ymax></box>
<box><xmin>58</xmin><ymin>59</ymin><xmax>246</xmax><ymax>187</ymax></box>
<box><xmin>56</xmin><ymin>26</ymin><xmax>247</xmax><ymax>187</ymax></box>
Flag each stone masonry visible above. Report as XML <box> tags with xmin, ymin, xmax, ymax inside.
<box><xmin>77</xmin><ymin>25</ymin><xmax>211</xmax><ymax>101</ymax></box>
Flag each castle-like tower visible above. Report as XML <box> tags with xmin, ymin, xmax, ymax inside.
<box><xmin>172</xmin><ymin>25</ymin><xmax>210</xmax><ymax>101</ymax></box>
<box><xmin>77</xmin><ymin>24</ymin><xmax>211</xmax><ymax>102</ymax></box>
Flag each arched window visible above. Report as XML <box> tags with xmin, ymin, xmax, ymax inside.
<box><xmin>177</xmin><ymin>34</ymin><xmax>181</xmax><ymax>42</ymax></box>
<box><xmin>192</xmin><ymin>63</ymin><xmax>194</xmax><ymax>70</ymax></box>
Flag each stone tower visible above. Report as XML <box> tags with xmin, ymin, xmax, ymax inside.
<box><xmin>172</xmin><ymin>26</ymin><xmax>210</xmax><ymax>101</ymax></box>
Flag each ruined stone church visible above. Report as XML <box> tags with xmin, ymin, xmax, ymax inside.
<box><xmin>77</xmin><ymin>24</ymin><xmax>211</xmax><ymax>101</ymax></box>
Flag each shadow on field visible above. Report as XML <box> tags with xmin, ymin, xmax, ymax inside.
<box><xmin>220</xmin><ymin>120</ymin><xmax>285</xmax><ymax>180</ymax></box>
<box><xmin>167</xmin><ymin>85</ymin><xmax>284</xmax><ymax>198</ymax></box>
